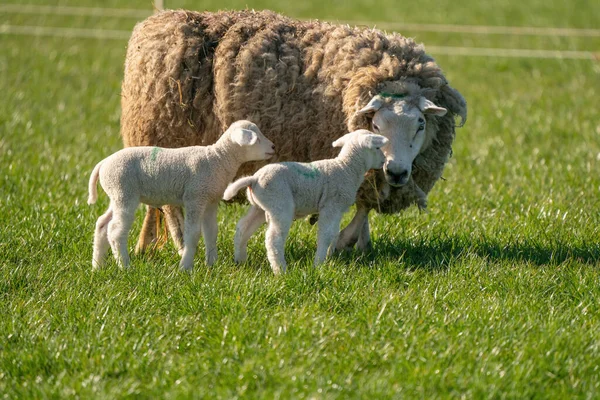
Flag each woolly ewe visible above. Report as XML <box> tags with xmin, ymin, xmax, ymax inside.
<box><xmin>121</xmin><ymin>10</ymin><xmax>467</xmax><ymax>255</ymax></box>
<box><xmin>87</xmin><ymin>121</ymin><xmax>275</xmax><ymax>271</ymax></box>
<box><xmin>223</xmin><ymin>130</ymin><xmax>388</xmax><ymax>274</ymax></box>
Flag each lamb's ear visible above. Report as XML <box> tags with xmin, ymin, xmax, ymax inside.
<box><xmin>231</xmin><ymin>128</ymin><xmax>258</xmax><ymax>146</ymax></box>
<box><xmin>356</xmin><ymin>95</ymin><xmax>384</xmax><ymax>116</ymax></box>
<box><xmin>419</xmin><ymin>97</ymin><xmax>447</xmax><ymax>116</ymax></box>
<box><xmin>332</xmin><ymin>132</ymin><xmax>355</xmax><ymax>147</ymax></box>
<box><xmin>359</xmin><ymin>134</ymin><xmax>389</xmax><ymax>149</ymax></box>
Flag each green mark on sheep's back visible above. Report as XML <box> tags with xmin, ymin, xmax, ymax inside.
<box><xmin>291</xmin><ymin>163</ymin><xmax>321</xmax><ymax>179</ymax></box>
<box><xmin>150</xmin><ymin>147</ymin><xmax>162</xmax><ymax>162</ymax></box>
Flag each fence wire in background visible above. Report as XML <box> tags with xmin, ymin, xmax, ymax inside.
<box><xmin>0</xmin><ymin>3</ymin><xmax>598</xmax><ymax>60</ymax></box>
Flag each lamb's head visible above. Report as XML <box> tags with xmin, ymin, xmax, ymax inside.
<box><xmin>355</xmin><ymin>94</ymin><xmax>447</xmax><ymax>187</ymax></box>
<box><xmin>223</xmin><ymin>120</ymin><xmax>276</xmax><ymax>162</ymax></box>
<box><xmin>332</xmin><ymin>130</ymin><xmax>388</xmax><ymax>171</ymax></box>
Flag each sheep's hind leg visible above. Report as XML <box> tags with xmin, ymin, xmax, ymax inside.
<box><xmin>180</xmin><ymin>203</ymin><xmax>205</xmax><ymax>271</ymax></box>
<box><xmin>164</xmin><ymin>205</ymin><xmax>185</xmax><ymax>255</ymax></box>
<box><xmin>336</xmin><ymin>207</ymin><xmax>370</xmax><ymax>251</ymax></box>
<box><xmin>134</xmin><ymin>206</ymin><xmax>158</xmax><ymax>254</ymax></box>
<box><xmin>356</xmin><ymin>216</ymin><xmax>373</xmax><ymax>252</ymax></box>
<box><xmin>92</xmin><ymin>207</ymin><xmax>113</xmax><ymax>269</ymax></box>
<box><xmin>201</xmin><ymin>202</ymin><xmax>219</xmax><ymax>266</ymax></box>
<box><xmin>315</xmin><ymin>209</ymin><xmax>343</xmax><ymax>266</ymax></box>
<box><xmin>234</xmin><ymin>205</ymin><xmax>266</xmax><ymax>263</ymax></box>
<box><xmin>107</xmin><ymin>201</ymin><xmax>137</xmax><ymax>268</ymax></box>
<box><xmin>265</xmin><ymin>211</ymin><xmax>293</xmax><ymax>275</ymax></box>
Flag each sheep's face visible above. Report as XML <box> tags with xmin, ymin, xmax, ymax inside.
<box><xmin>356</xmin><ymin>95</ymin><xmax>447</xmax><ymax>187</ymax></box>
<box><xmin>228</xmin><ymin>121</ymin><xmax>276</xmax><ymax>162</ymax></box>
<box><xmin>332</xmin><ymin>130</ymin><xmax>387</xmax><ymax>170</ymax></box>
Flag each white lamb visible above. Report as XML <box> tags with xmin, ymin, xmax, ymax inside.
<box><xmin>87</xmin><ymin>120</ymin><xmax>275</xmax><ymax>271</ymax></box>
<box><xmin>223</xmin><ymin>130</ymin><xmax>388</xmax><ymax>274</ymax></box>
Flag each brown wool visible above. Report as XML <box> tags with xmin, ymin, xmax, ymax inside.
<box><xmin>121</xmin><ymin>9</ymin><xmax>467</xmax><ymax>217</ymax></box>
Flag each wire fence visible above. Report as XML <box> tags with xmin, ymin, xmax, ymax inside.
<box><xmin>1</xmin><ymin>3</ymin><xmax>598</xmax><ymax>60</ymax></box>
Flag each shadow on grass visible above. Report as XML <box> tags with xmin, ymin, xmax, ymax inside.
<box><xmin>336</xmin><ymin>235</ymin><xmax>600</xmax><ymax>271</ymax></box>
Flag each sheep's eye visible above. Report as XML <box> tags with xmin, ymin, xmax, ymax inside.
<box><xmin>372</xmin><ymin>123</ymin><xmax>380</xmax><ymax>131</ymax></box>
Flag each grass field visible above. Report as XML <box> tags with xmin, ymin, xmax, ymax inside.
<box><xmin>1</xmin><ymin>0</ymin><xmax>600</xmax><ymax>398</ymax></box>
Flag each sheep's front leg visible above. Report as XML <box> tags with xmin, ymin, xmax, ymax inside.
<box><xmin>201</xmin><ymin>202</ymin><xmax>219</xmax><ymax>266</ymax></box>
<box><xmin>234</xmin><ymin>205</ymin><xmax>266</xmax><ymax>263</ymax></box>
<box><xmin>265</xmin><ymin>210</ymin><xmax>293</xmax><ymax>275</ymax></box>
<box><xmin>164</xmin><ymin>205</ymin><xmax>185</xmax><ymax>255</ymax></box>
<box><xmin>356</xmin><ymin>216</ymin><xmax>373</xmax><ymax>251</ymax></box>
<box><xmin>315</xmin><ymin>209</ymin><xmax>343</xmax><ymax>266</ymax></box>
<box><xmin>180</xmin><ymin>203</ymin><xmax>205</xmax><ymax>271</ymax></box>
<box><xmin>336</xmin><ymin>207</ymin><xmax>370</xmax><ymax>251</ymax></box>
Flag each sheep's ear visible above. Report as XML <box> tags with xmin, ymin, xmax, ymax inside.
<box><xmin>419</xmin><ymin>97</ymin><xmax>447</xmax><ymax>116</ymax></box>
<box><xmin>332</xmin><ymin>132</ymin><xmax>355</xmax><ymax>147</ymax></box>
<box><xmin>231</xmin><ymin>128</ymin><xmax>258</xmax><ymax>146</ymax></box>
<box><xmin>356</xmin><ymin>95</ymin><xmax>384</xmax><ymax>116</ymax></box>
<box><xmin>359</xmin><ymin>134</ymin><xmax>389</xmax><ymax>149</ymax></box>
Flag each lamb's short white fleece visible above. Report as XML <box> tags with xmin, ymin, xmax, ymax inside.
<box><xmin>223</xmin><ymin>130</ymin><xmax>387</xmax><ymax>274</ymax></box>
<box><xmin>88</xmin><ymin>120</ymin><xmax>275</xmax><ymax>271</ymax></box>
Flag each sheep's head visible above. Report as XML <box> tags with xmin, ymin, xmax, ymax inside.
<box><xmin>355</xmin><ymin>93</ymin><xmax>447</xmax><ymax>187</ymax></box>
<box><xmin>226</xmin><ymin>120</ymin><xmax>276</xmax><ymax>162</ymax></box>
<box><xmin>332</xmin><ymin>130</ymin><xmax>388</xmax><ymax>171</ymax></box>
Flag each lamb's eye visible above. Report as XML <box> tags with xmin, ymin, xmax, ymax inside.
<box><xmin>372</xmin><ymin>123</ymin><xmax>380</xmax><ymax>132</ymax></box>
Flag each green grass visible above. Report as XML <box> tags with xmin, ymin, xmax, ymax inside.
<box><xmin>1</xmin><ymin>0</ymin><xmax>600</xmax><ymax>398</ymax></box>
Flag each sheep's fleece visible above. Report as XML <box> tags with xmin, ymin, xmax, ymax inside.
<box><xmin>121</xmin><ymin>9</ymin><xmax>467</xmax><ymax>248</ymax></box>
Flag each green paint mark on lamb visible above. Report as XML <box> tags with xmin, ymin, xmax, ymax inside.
<box><xmin>292</xmin><ymin>163</ymin><xmax>321</xmax><ymax>179</ymax></box>
<box><xmin>150</xmin><ymin>147</ymin><xmax>162</xmax><ymax>162</ymax></box>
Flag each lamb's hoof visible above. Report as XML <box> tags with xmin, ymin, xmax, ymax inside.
<box><xmin>179</xmin><ymin>264</ymin><xmax>193</xmax><ymax>272</ymax></box>
<box><xmin>234</xmin><ymin>251</ymin><xmax>248</xmax><ymax>264</ymax></box>
<box><xmin>271</xmin><ymin>266</ymin><xmax>286</xmax><ymax>275</ymax></box>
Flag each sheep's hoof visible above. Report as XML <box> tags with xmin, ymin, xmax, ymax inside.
<box><xmin>356</xmin><ymin>240</ymin><xmax>373</xmax><ymax>253</ymax></box>
<box><xmin>179</xmin><ymin>264</ymin><xmax>193</xmax><ymax>272</ymax></box>
<box><xmin>335</xmin><ymin>236</ymin><xmax>359</xmax><ymax>252</ymax></box>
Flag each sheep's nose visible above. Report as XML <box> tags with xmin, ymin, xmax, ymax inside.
<box><xmin>271</xmin><ymin>144</ymin><xmax>276</xmax><ymax>150</ymax></box>
<box><xmin>384</xmin><ymin>165</ymin><xmax>410</xmax><ymax>186</ymax></box>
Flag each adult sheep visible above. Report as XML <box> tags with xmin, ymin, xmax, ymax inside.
<box><xmin>121</xmin><ymin>9</ymin><xmax>467</xmax><ymax>254</ymax></box>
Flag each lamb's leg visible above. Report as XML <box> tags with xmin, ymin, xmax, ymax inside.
<box><xmin>356</xmin><ymin>216</ymin><xmax>373</xmax><ymax>252</ymax></box>
<box><xmin>201</xmin><ymin>202</ymin><xmax>219</xmax><ymax>266</ymax></box>
<box><xmin>234</xmin><ymin>205</ymin><xmax>266</xmax><ymax>263</ymax></box>
<box><xmin>107</xmin><ymin>201</ymin><xmax>137</xmax><ymax>268</ymax></box>
<box><xmin>315</xmin><ymin>209</ymin><xmax>343</xmax><ymax>266</ymax></box>
<box><xmin>264</xmin><ymin>211</ymin><xmax>293</xmax><ymax>275</ymax></box>
<box><xmin>92</xmin><ymin>207</ymin><xmax>113</xmax><ymax>269</ymax></box>
<box><xmin>336</xmin><ymin>207</ymin><xmax>370</xmax><ymax>251</ymax></box>
<box><xmin>135</xmin><ymin>206</ymin><xmax>158</xmax><ymax>254</ymax></box>
<box><xmin>180</xmin><ymin>203</ymin><xmax>205</xmax><ymax>271</ymax></box>
<box><xmin>163</xmin><ymin>205</ymin><xmax>185</xmax><ymax>255</ymax></box>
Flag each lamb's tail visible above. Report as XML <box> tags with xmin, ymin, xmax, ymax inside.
<box><xmin>87</xmin><ymin>160</ymin><xmax>104</xmax><ymax>205</ymax></box>
<box><xmin>223</xmin><ymin>176</ymin><xmax>258</xmax><ymax>201</ymax></box>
